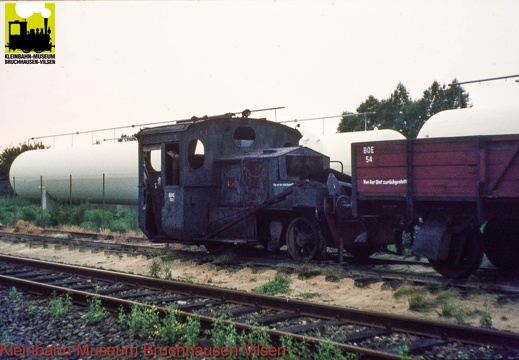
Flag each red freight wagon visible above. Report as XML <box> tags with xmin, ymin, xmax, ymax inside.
<box><xmin>351</xmin><ymin>134</ymin><xmax>519</xmax><ymax>278</ymax></box>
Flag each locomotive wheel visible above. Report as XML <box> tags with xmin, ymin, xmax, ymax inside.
<box><xmin>483</xmin><ymin>218</ymin><xmax>519</xmax><ymax>272</ymax></box>
<box><xmin>286</xmin><ymin>216</ymin><xmax>325</xmax><ymax>263</ymax></box>
<box><xmin>22</xmin><ymin>49</ymin><xmax>31</xmax><ymax>53</ymax></box>
<box><xmin>429</xmin><ymin>228</ymin><xmax>483</xmax><ymax>278</ymax></box>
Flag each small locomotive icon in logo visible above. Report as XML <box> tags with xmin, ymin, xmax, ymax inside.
<box><xmin>5</xmin><ymin>2</ymin><xmax>55</xmax><ymax>54</ymax></box>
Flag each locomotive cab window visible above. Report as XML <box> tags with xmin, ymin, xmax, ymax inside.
<box><xmin>165</xmin><ymin>143</ymin><xmax>180</xmax><ymax>185</ymax></box>
<box><xmin>187</xmin><ymin>138</ymin><xmax>205</xmax><ymax>169</ymax></box>
<box><xmin>143</xmin><ymin>145</ymin><xmax>161</xmax><ymax>172</ymax></box>
<box><xmin>286</xmin><ymin>155</ymin><xmax>323</xmax><ymax>178</ymax></box>
<box><xmin>143</xmin><ymin>144</ymin><xmax>162</xmax><ymax>190</ymax></box>
<box><xmin>233</xmin><ymin>126</ymin><xmax>256</xmax><ymax>148</ymax></box>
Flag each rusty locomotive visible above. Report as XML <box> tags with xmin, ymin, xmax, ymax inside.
<box><xmin>136</xmin><ymin>111</ymin><xmax>380</xmax><ymax>264</ymax></box>
<box><xmin>136</xmin><ymin>110</ymin><xmax>519</xmax><ymax>278</ymax></box>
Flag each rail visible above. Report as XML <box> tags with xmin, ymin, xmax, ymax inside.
<box><xmin>1</xmin><ymin>254</ymin><xmax>518</xmax><ymax>359</ymax></box>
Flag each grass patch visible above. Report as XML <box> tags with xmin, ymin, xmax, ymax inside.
<box><xmin>440</xmin><ymin>302</ymin><xmax>466</xmax><ymax>324</ymax></box>
<box><xmin>48</xmin><ymin>291</ymin><xmax>73</xmax><ymax>318</ymax></box>
<box><xmin>9</xmin><ymin>287</ymin><xmax>22</xmax><ymax>300</ymax></box>
<box><xmin>394</xmin><ymin>286</ymin><xmax>482</xmax><ymax>323</ymax></box>
<box><xmin>119</xmin><ymin>303</ymin><xmax>202</xmax><ymax>345</ymax></box>
<box><xmin>435</xmin><ymin>289</ymin><xmax>467</xmax><ymax>324</ymax></box>
<box><xmin>148</xmin><ymin>257</ymin><xmax>172</xmax><ymax>280</ymax></box>
<box><xmin>180</xmin><ymin>274</ymin><xmax>195</xmax><ymax>284</ymax></box>
<box><xmin>394</xmin><ymin>285</ymin><xmax>434</xmax><ymax>312</ymax></box>
<box><xmin>435</xmin><ymin>289</ymin><xmax>461</xmax><ymax>303</ymax></box>
<box><xmin>298</xmin><ymin>291</ymin><xmax>321</xmax><ymax>300</ymax></box>
<box><xmin>82</xmin><ymin>293</ymin><xmax>109</xmax><ymax>324</ymax></box>
<box><xmin>393</xmin><ymin>284</ymin><xmax>427</xmax><ymax>299</ymax></box>
<box><xmin>475</xmin><ymin>304</ymin><xmax>493</xmax><ymax>328</ymax></box>
<box><xmin>252</xmin><ymin>274</ymin><xmax>291</xmax><ymax>295</ymax></box>
<box><xmin>408</xmin><ymin>294</ymin><xmax>435</xmax><ymax>312</ymax></box>
<box><xmin>210</xmin><ymin>314</ymin><xmax>239</xmax><ymax>349</ymax></box>
<box><xmin>0</xmin><ymin>197</ymin><xmax>141</xmax><ymax>235</ymax></box>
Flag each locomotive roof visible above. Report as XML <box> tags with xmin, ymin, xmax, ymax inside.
<box><xmin>136</xmin><ymin>114</ymin><xmax>301</xmax><ymax>139</ymax></box>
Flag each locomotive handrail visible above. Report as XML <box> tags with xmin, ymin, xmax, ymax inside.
<box><xmin>200</xmin><ymin>180</ymin><xmax>306</xmax><ymax>240</ymax></box>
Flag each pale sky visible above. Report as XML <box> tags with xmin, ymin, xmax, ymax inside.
<box><xmin>1</xmin><ymin>0</ymin><xmax>518</xmax><ymax>149</ymax></box>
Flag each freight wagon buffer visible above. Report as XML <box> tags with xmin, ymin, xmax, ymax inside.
<box><xmin>352</xmin><ymin>135</ymin><xmax>519</xmax><ymax>278</ymax></box>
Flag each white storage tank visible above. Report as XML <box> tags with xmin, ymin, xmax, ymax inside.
<box><xmin>9</xmin><ymin>142</ymin><xmax>138</xmax><ymax>205</ymax></box>
<box><xmin>418</xmin><ymin>105</ymin><xmax>519</xmax><ymax>138</ymax></box>
<box><xmin>300</xmin><ymin>129</ymin><xmax>406</xmax><ymax>174</ymax></box>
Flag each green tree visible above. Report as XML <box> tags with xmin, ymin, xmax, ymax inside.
<box><xmin>338</xmin><ymin>79</ymin><xmax>469</xmax><ymax>138</ymax></box>
<box><xmin>0</xmin><ymin>142</ymin><xmax>47</xmax><ymax>180</ymax></box>
<box><xmin>337</xmin><ymin>95</ymin><xmax>380</xmax><ymax>133</ymax></box>
<box><xmin>378</xmin><ymin>82</ymin><xmax>412</xmax><ymax>134</ymax></box>
<box><xmin>337</xmin><ymin>111</ymin><xmax>361</xmax><ymax>132</ymax></box>
<box><xmin>422</xmin><ymin>79</ymin><xmax>468</xmax><ymax>118</ymax></box>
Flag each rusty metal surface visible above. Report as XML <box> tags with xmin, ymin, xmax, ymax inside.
<box><xmin>202</xmin><ymin>181</ymin><xmax>304</xmax><ymax>240</ymax></box>
<box><xmin>136</xmin><ymin>115</ymin><xmax>323</xmax><ymax>244</ymax></box>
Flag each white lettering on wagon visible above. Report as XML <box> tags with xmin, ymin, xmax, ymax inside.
<box><xmin>363</xmin><ymin>146</ymin><xmax>374</xmax><ymax>163</ymax></box>
<box><xmin>168</xmin><ymin>192</ymin><xmax>175</xmax><ymax>202</ymax></box>
<box><xmin>362</xmin><ymin>179</ymin><xmax>407</xmax><ymax>186</ymax></box>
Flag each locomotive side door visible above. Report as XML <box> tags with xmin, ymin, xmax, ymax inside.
<box><xmin>142</xmin><ymin>144</ymin><xmax>164</xmax><ymax>237</ymax></box>
<box><xmin>162</xmin><ymin>143</ymin><xmax>185</xmax><ymax>236</ymax></box>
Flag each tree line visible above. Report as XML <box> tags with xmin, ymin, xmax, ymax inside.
<box><xmin>338</xmin><ymin>79</ymin><xmax>469</xmax><ymax>138</ymax></box>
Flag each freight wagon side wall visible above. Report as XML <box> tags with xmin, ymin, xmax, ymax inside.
<box><xmin>352</xmin><ymin>134</ymin><xmax>519</xmax><ymax>220</ymax></box>
<box><xmin>481</xmin><ymin>136</ymin><xmax>519</xmax><ymax>198</ymax></box>
<box><xmin>352</xmin><ymin>140</ymin><xmax>408</xmax><ymax>216</ymax></box>
<box><xmin>353</xmin><ymin>140</ymin><xmax>407</xmax><ymax>197</ymax></box>
<box><xmin>412</xmin><ymin>138</ymin><xmax>479</xmax><ymax>199</ymax></box>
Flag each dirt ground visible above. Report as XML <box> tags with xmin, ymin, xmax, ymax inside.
<box><xmin>1</xmin><ymin>238</ymin><xmax>519</xmax><ymax>334</ymax></box>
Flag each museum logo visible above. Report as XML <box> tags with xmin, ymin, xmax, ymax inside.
<box><xmin>4</xmin><ymin>2</ymin><xmax>55</xmax><ymax>64</ymax></box>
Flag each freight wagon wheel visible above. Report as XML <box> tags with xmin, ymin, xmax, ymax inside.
<box><xmin>483</xmin><ymin>219</ymin><xmax>519</xmax><ymax>272</ymax></box>
<box><xmin>286</xmin><ymin>216</ymin><xmax>325</xmax><ymax>263</ymax></box>
<box><xmin>429</xmin><ymin>229</ymin><xmax>483</xmax><ymax>278</ymax></box>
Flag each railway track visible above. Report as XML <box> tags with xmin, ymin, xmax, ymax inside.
<box><xmin>0</xmin><ymin>228</ymin><xmax>158</xmax><ymax>252</ymax></box>
<box><xmin>1</xmin><ymin>254</ymin><xmax>518</xmax><ymax>359</ymax></box>
<box><xmin>2</xmin><ymin>229</ymin><xmax>519</xmax><ymax>297</ymax></box>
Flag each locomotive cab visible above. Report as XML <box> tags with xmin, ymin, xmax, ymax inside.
<box><xmin>136</xmin><ymin>113</ymin><xmax>303</xmax><ymax>245</ymax></box>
